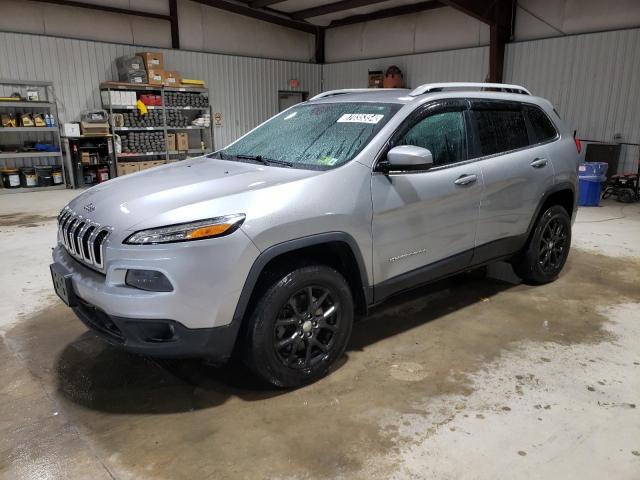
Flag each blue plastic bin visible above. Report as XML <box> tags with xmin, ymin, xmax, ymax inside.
<box><xmin>578</xmin><ymin>175</ymin><xmax>606</xmax><ymax>206</ymax></box>
<box><xmin>578</xmin><ymin>162</ymin><xmax>608</xmax><ymax>177</ymax></box>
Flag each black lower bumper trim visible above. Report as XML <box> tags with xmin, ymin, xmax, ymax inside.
<box><xmin>72</xmin><ymin>298</ymin><xmax>240</xmax><ymax>362</ymax></box>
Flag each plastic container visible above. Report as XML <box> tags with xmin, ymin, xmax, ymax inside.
<box><xmin>19</xmin><ymin>166</ymin><xmax>37</xmax><ymax>188</ymax></box>
<box><xmin>52</xmin><ymin>166</ymin><xmax>63</xmax><ymax>185</ymax></box>
<box><xmin>578</xmin><ymin>174</ymin><xmax>606</xmax><ymax>206</ymax></box>
<box><xmin>35</xmin><ymin>165</ymin><xmax>53</xmax><ymax>187</ymax></box>
<box><xmin>97</xmin><ymin>167</ymin><xmax>110</xmax><ymax>183</ymax></box>
<box><xmin>578</xmin><ymin>162</ymin><xmax>608</xmax><ymax>177</ymax></box>
<box><xmin>1</xmin><ymin>168</ymin><xmax>21</xmax><ymax>189</ymax></box>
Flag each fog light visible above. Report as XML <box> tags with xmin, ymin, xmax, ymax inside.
<box><xmin>125</xmin><ymin>269</ymin><xmax>173</xmax><ymax>292</ymax></box>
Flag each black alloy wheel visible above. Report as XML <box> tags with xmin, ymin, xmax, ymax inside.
<box><xmin>243</xmin><ymin>265</ymin><xmax>354</xmax><ymax>388</ymax></box>
<box><xmin>538</xmin><ymin>217</ymin><xmax>568</xmax><ymax>274</ymax></box>
<box><xmin>513</xmin><ymin>205</ymin><xmax>571</xmax><ymax>284</ymax></box>
<box><xmin>274</xmin><ymin>285</ymin><xmax>340</xmax><ymax>369</ymax></box>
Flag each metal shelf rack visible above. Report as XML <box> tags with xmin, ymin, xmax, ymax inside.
<box><xmin>0</xmin><ymin>79</ymin><xmax>66</xmax><ymax>194</ymax></box>
<box><xmin>100</xmin><ymin>82</ymin><xmax>213</xmax><ymax>175</ymax></box>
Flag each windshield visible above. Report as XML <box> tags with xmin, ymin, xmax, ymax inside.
<box><xmin>216</xmin><ymin>102</ymin><xmax>401</xmax><ymax>169</ymax></box>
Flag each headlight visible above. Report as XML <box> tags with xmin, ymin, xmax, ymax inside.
<box><xmin>124</xmin><ymin>214</ymin><xmax>245</xmax><ymax>245</ymax></box>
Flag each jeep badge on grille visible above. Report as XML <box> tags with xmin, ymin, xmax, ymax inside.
<box><xmin>84</xmin><ymin>203</ymin><xmax>95</xmax><ymax>213</ymax></box>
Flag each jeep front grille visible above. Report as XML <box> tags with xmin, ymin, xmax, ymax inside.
<box><xmin>58</xmin><ymin>208</ymin><xmax>111</xmax><ymax>272</ymax></box>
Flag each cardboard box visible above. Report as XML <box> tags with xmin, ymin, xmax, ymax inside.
<box><xmin>177</xmin><ymin>132</ymin><xmax>189</xmax><ymax>151</ymax></box>
<box><xmin>166</xmin><ymin>133</ymin><xmax>176</xmax><ymax>152</ymax></box>
<box><xmin>368</xmin><ymin>71</ymin><xmax>384</xmax><ymax>88</ymax></box>
<box><xmin>81</xmin><ymin>152</ymin><xmax>90</xmax><ymax>164</ymax></box>
<box><xmin>164</xmin><ymin>71</ymin><xmax>182</xmax><ymax>87</ymax></box>
<box><xmin>116</xmin><ymin>162</ymin><xmax>141</xmax><ymax>176</ymax></box>
<box><xmin>62</xmin><ymin>123</ymin><xmax>80</xmax><ymax>137</ymax></box>
<box><xmin>147</xmin><ymin>69</ymin><xmax>166</xmax><ymax>86</ymax></box>
<box><xmin>137</xmin><ymin>51</ymin><xmax>164</xmax><ymax>70</ymax></box>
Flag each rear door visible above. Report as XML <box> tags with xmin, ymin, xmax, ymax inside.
<box><xmin>469</xmin><ymin>100</ymin><xmax>557</xmax><ymax>250</ymax></box>
<box><xmin>371</xmin><ymin>100</ymin><xmax>483</xmax><ymax>292</ymax></box>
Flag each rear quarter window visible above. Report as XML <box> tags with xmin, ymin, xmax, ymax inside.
<box><xmin>525</xmin><ymin>105</ymin><xmax>558</xmax><ymax>143</ymax></box>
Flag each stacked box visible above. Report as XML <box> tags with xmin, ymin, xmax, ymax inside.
<box><xmin>116</xmin><ymin>55</ymin><xmax>148</xmax><ymax>84</ymax></box>
<box><xmin>177</xmin><ymin>133</ymin><xmax>189</xmax><ymax>151</ymax></box>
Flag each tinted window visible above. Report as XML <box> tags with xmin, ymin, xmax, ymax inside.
<box><xmin>526</xmin><ymin>106</ymin><xmax>557</xmax><ymax>142</ymax></box>
<box><xmin>398</xmin><ymin>111</ymin><xmax>466</xmax><ymax>166</ymax></box>
<box><xmin>219</xmin><ymin>102</ymin><xmax>401</xmax><ymax>169</ymax></box>
<box><xmin>471</xmin><ymin>108</ymin><xmax>529</xmax><ymax>156</ymax></box>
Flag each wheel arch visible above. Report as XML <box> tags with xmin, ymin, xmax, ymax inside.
<box><xmin>232</xmin><ymin>232</ymin><xmax>371</xmax><ymax>331</ymax></box>
<box><xmin>527</xmin><ymin>182</ymin><xmax>576</xmax><ymax>238</ymax></box>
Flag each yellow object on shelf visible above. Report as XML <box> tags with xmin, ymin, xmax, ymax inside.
<box><xmin>136</xmin><ymin>99</ymin><xmax>148</xmax><ymax>115</ymax></box>
<box><xmin>181</xmin><ymin>79</ymin><xmax>205</xmax><ymax>86</ymax></box>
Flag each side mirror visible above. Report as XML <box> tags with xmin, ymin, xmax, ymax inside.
<box><xmin>383</xmin><ymin>145</ymin><xmax>433</xmax><ymax>172</ymax></box>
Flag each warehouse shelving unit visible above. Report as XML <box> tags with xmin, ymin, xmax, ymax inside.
<box><xmin>100</xmin><ymin>82</ymin><xmax>213</xmax><ymax>175</ymax></box>
<box><xmin>0</xmin><ymin>79</ymin><xmax>66</xmax><ymax>193</ymax></box>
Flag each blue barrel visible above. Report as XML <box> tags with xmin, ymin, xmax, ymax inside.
<box><xmin>578</xmin><ymin>162</ymin><xmax>608</xmax><ymax>177</ymax></box>
<box><xmin>578</xmin><ymin>174</ymin><xmax>606</xmax><ymax>206</ymax></box>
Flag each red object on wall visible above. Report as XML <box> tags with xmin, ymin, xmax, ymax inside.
<box><xmin>289</xmin><ymin>79</ymin><xmax>299</xmax><ymax>89</ymax></box>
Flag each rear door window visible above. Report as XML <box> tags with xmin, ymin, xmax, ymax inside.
<box><xmin>470</xmin><ymin>106</ymin><xmax>529</xmax><ymax>156</ymax></box>
<box><xmin>525</xmin><ymin>106</ymin><xmax>558</xmax><ymax>143</ymax></box>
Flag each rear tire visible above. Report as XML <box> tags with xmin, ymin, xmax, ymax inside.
<box><xmin>513</xmin><ymin>205</ymin><xmax>571</xmax><ymax>285</ymax></box>
<box><xmin>243</xmin><ymin>265</ymin><xmax>354</xmax><ymax>388</ymax></box>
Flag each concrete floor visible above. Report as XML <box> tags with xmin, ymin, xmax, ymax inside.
<box><xmin>1</xmin><ymin>190</ymin><xmax>639</xmax><ymax>479</ymax></box>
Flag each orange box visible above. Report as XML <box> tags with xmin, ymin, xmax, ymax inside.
<box><xmin>137</xmin><ymin>51</ymin><xmax>164</xmax><ymax>70</ymax></box>
<box><xmin>177</xmin><ymin>133</ymin><xmax>189</xmax><ymax>151</ymax></box>
<box><xmin>164</xmin><ymin>71</ymin><xmax>182</xmax><ymax>87</ymax></box>
<box><xmin>147</xmin><ymin>69</ymin><xmax>166</xmax><ymax>86</ymax></box>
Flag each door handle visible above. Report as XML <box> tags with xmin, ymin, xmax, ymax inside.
<box><xmin>454</xmin><ymin>174</ymin><xmax>478</xmax><ymax>186</ymax></box>
<box><xmin>530</xmin><ymin>158</ymin><xmax>548</xmax><ymax>168</ymax></box>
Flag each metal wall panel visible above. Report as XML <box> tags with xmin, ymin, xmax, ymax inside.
<box><xmin>322</xmin><ymin>46</ymin><xmax>489</xmax><ymax>91</ymax></box>
<box><xmin>505</xmin><ymin>28</ymin><xmax>640</xmax><ymax>173</ymax></box>
<box><xmin>0</xmin><ymin>31</ymin><xmax>322</xmax><ymax>151</ymax></box>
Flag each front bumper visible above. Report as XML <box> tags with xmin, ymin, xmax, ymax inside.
<box><xmin>51</xmin><ymin>228</ymin><xmax>259</xmax><ymax>358</ymax></box>
<box><xmin>72</xmin><ymin>295</ymin><xmax>239</xmax><ymax>359</ymax></box>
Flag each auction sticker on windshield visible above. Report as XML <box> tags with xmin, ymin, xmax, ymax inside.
<box><xmin>337</xmin><ymin>113</ymin><xmax>384</xmax><ymax>124</ymax></box>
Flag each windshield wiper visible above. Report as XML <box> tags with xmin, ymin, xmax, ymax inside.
<box><xmin>235</xmin><ymin>154</ymin><xmax>293</xmax><ymax>168</ymax></box>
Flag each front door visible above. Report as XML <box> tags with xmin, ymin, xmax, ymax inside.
<box><xmin>371</xmin><ymin>102</ymin><xmax>483</xmax><ymax>298</ymax></box>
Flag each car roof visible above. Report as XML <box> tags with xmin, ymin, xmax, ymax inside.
<box><xmin>309</xmin><ymin>89</ymin><xmax>413</xmax><ymax>105</ymax></box>
<box><xmin>306</xmin><ymin>83</ymin><xmax>551</xmax><ymax>109</ymax></box>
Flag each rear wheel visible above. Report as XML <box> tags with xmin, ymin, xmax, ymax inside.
<box><xmin>243</xmin><ymin>265</ymin><xmax>354</xmax><ymax>388</ymax></box>
<box><xmin>513</xmin><ymin>205</ymin><xmax>571</xmax><ymax>284</ymax></box>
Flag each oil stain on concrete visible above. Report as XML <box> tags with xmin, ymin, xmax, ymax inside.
<box><xmin>1</xmin><ymin>250</ymin><xmax>639</xmax><ymax>479</ymax></box>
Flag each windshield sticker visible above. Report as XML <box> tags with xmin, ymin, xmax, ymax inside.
<box><xmin>317</xmin><ymin>156</ymin><xmax>339</xmax><ymax>166</ymax></box>
<box><xmin>337</xmin><ymin>113</ymin><xmax>384</xmax><ymax>124</ymax></box>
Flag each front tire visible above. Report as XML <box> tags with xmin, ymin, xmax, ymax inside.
<box><xmin>243</xmin><ymin>265</ymin><xmax>354</xmax><ymax>388</ymax></box>
<box><xmin>513</xmin><ymin>205</ymin><xmax>571</xmax><ymax>284</ymax></box>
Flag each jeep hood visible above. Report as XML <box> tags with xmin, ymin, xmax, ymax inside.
<box><xmin>67</xmin><ymin>157</ymin><xmax>322</xmax><ymax>231</ymax></box>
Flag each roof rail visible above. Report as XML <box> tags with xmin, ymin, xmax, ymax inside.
<box><xmin>409</xmin><ymin>82</ymin><xmax>531</xmax><ymax>97</ymax></box>
<box><xmin>309</xmin><ymin>88</ymin><xmax>407</xmax><ymax>101</ymax></box>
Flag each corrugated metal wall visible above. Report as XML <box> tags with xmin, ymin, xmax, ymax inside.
<box><xmin>322</xmin><ymin>46</ymin><xmax>489</xmax><ymax>91</ymax></box>
<box><xmin>504</xmin><ymin>28</ymin><xmax>640</xmax><ymax>173</ymax></box>
<box><xmin>2</xmin><ymin>27</ymin><xmax>639</xmax><ymax>173</ymax></box>
<box><xmin>0</xmin><ymin>31</ymin><xmax>322</xmax><ymax>154</ymax></box>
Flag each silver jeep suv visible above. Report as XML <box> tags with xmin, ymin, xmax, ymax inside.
<box><xmin>51</xmin><ymin>83</ymin><xmax>579</xmax><ymax>387</ymax></box>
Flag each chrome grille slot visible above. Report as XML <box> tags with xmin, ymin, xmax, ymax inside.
<box><xmin>57</xmin><ymin>208</ymin><xmax>111</xmax><ymax>273</ymax></box>
<box><xmin>81</xmin><ymin>225</ymin><xmax>95</xmax><ymax>261</ymax></box>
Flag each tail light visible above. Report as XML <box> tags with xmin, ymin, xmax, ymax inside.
<box><xmin>573</xmin><ymin>130</ymin><xmax>581</xmax><ymax>153</ymax></box>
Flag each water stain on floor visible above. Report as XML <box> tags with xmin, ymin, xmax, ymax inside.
<box><xmin>0</xmin><ymin>213</ymin><xmax>56</xmax><ymax>228</ymax></box>
<box><xmin>2</xmin><ymin>249</ymin><xmax>639</xmax><ymax>479</ymax></box>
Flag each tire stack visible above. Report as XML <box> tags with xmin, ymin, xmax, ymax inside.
<box><xmin>166</xmin><ymin>110</ymin><xmax>189</xmax><ymax>127</ymax></box>
<box><xmin>165</xmin><ymin>92</ymin><xmax>208</xmax><ymax>108</ymax></box>
<box><xmin>123</xmin><ymin>110</ymin><xmax>163</xmax><ymax>128</ymax></box>
<box><xmin>120</xmin><ymin>132</ymin><xmax>166</xmax><ymax>153</ymax></box>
